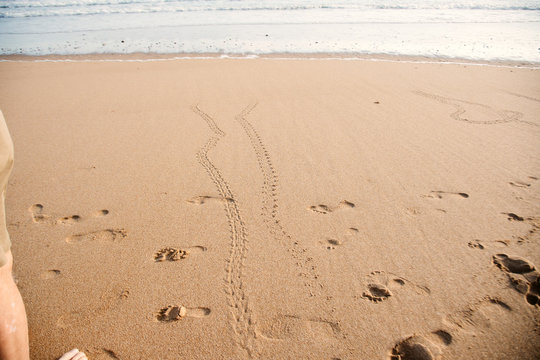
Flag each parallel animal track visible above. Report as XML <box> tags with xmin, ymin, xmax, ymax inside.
<box><xmin>235</xmin><ymin>105</ymin><xmax>350</xmax><ymax>355</ymax></box>
<box><xmin>235</xmin><ymin>104</ymin><xmax>322</xmax><ymax>296</ymax></box>
<box><xmin>192</xmin><ymin>105</ymin><xmax>256</xmax><ymax>357</ymax></box>
<box><xmin>413</xmin><ymin>90</ymin><xmax>537</xmax><ymax>126</ymax></box>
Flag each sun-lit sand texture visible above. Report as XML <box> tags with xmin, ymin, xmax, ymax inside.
<box><xmin>0</xmin><ymin>56</ymin><xmax>539</xmax><ymax>359</ymax></box>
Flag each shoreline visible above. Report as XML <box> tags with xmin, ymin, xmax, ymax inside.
<box><xmin>1</xmin><ymin>52</ymin><xmax>539</xmax><ymax>69</ymax></box>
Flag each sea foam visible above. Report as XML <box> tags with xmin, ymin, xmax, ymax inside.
<box><xmin>0</xmin><ymin>0</ymin><xmax>539</xmax><ymax>62</ymax></box>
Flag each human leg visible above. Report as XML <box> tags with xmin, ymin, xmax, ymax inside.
<box><xmin>0</xmin><ymin>250</ymin><xmax>29</xmax><ymax>360</ymax></box>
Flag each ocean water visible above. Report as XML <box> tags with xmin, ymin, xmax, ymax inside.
<box><xmin>0</xmin><ymin>0</ymin><xmax>539</xmax><ymax>62</ymax></box>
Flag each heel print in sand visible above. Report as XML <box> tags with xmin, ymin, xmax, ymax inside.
<box><xmin>153</xmin><ymin>246</ymin><xmax>207</xmax><ymax>262</ymax></box>
<box><xmin>65</xmin><ymin>229</ymin><xmax>127</xmax><ymax>244</ymax></box>
<box><xmin>390</xmin><ymin>331</ymin><xmax>452</xmax><ymax>360</ymax></box>
<box><xmin>361</xmin><ymin>271</ymin><xmax>430</xmax><ymax>303</ymax></box>
<box><xmin>323</xmin><ymin>227</ymin><xmax>360</xmax><ymax>250</ymax></box>
<box><xmin>155</xmin><ymin>305</ymin><xmax>211</xmax><ymax>322</ymax></box>
<box><xmin>390</xmin><ymin>296</ymin><xmax>512</xmax><ymax>359</ymax></box>
<box><xmin>258</xmin><ymin>314</ymin><xmax>341</xmax><ymax>342</ymax></box>
<box><xmin>29</xmin><ymin>203</ymin><xmax>49</xmax><ymax>223</ymax></box>
<box><xmin>493</xmin><ymin>254</ymin><xmax>539</xmax><ymax>306</ymax></box>
<box><xmin>308</xmin><ymin>200</ymin><xmax>355</xmax><ymax>214</ymax></box>
<box><xmin>422</xmin><ymin>191</ymin><xmax>469</xmax><ymax>199</ymax></box>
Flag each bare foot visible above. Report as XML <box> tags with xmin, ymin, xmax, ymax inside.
<box><xmin>58</xmin><ymin>349</ymin><xmax>88</xmax><ymax>360</ymax></box>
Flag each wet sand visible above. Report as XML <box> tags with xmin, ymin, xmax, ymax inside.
<box><xmin>0</xmin><ymin>56</ymin><xmax>539</xmax><ymax>359</ymax></box>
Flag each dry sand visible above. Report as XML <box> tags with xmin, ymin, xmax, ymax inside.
<box><xmin>0</xmin><ymin>56</ymin><xmax>539</xmax><ymax>359</ymax></box>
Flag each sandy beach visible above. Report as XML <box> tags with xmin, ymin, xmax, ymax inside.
<box><xmin>0</xmin><ymin>56</ymin><xmax>539</xmax><ymax>359</ymax></box>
